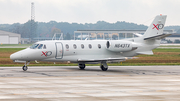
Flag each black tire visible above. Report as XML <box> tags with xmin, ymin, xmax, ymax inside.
<box><xmin>22</xmin><ymin>65</ymin><xmax>28</xmax><ymax>71</ymax></box>
<box><xmin>100</xmin><ymin>65</ymin><xmax>108</xmax><ymax>71</ymax></box>
<box><xmin>79</xmin><ymin>64</ymin><xmax>85</xmax><ymax>70</ymax></box>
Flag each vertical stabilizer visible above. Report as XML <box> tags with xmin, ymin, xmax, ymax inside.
<box><xmin>143</xmin><ymin>15</ymin><xmax>167</xmax><ymax>40</ymax></box>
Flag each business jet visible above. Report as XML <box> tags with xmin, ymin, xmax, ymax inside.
<box><xmin>10</xmin><ymin>15</ymin><xmax>171</xmax><ymax>71</ymax></box>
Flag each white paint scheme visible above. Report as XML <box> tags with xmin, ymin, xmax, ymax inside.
<box><xmin>10</xmin><ymin>15</ymin><xmax>171</xmax><ymax>71</ymax></box>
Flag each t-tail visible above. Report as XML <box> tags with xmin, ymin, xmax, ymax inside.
<box><xmin>136</xmin><ymin>15</ymin><xmax>171</xmax><ymax>55</ymax></box>
<box><xmin>143</xmin><ymin>15</ymin><xmax>171</xmax><ymax>40</ymax></box>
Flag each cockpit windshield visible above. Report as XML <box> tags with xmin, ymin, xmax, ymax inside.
<box><xmin>30</xmin><ymin>44</ymin><xmax>46</xmax><ymax>49</ymax></box>
<box><xmin>30</xmin><ymin>44</ymin><xmax>39</xmax><ymax>49</ymax></box>
<box><xmin>38</xmin><ymin>44</ymin><xmax>43</xmax><ymax>49</ymax></box>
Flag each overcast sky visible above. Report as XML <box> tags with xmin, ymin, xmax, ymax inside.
<box><xmin>0</xmin><ymin>0</ymin><xmax>180</xmax><ymax>26</ymax></box>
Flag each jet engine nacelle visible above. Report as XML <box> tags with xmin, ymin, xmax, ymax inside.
<box><xmin>106</xmin><ymin>40</ymin><xmax>136</xmax><ymax>52</ymax></box>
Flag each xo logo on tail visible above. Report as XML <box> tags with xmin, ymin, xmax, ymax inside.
<box><xmin>152</xmin><ymin>24</ymin><xmax>164</xmax><ymax>30</ymax></box>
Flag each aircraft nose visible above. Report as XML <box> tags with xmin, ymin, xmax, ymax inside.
<box><xmin>10</xmin><ymin>53</ymin><xmax>19</xmax><ymax>60</ymax></box>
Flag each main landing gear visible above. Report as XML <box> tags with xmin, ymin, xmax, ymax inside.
<box><xmin>22</xmin><ymin>61</ymin><xmax>30</xmax><ymax>71</ymax></box>
<box><xmin>78</xmin><ymin>62</ymin><xmax>108</xmax><ymax>71</ymax></box>
<box><xmin>79</xmin><ymin>64</ymin><xmax>86</xmax><ymax>70</ymax></box>
<box><xmin>100</xmin><ymin>62</ymin><xmax>108</xmax><ymax>71</ymax></box>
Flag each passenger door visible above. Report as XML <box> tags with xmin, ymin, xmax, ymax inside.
<box><xmin>55</xmin><ymin>42</ymin><xmax>63</xmax><ymax>59</ymax></box>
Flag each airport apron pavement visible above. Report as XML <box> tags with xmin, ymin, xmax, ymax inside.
<box><xmin>0</xmin><ymin>66</ymin><xmax>180</xmax><ymax>101</ymax></box>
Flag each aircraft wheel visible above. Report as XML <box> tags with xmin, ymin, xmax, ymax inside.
<box><xmin>100</xmin><ymin>65</ymin><xmax>108</xmax><ymax>71</ymax></box>
<box><xmin>79</xmin><ymin>64</ymin><xmax>86</xmax><ymax>70</ymax></box>
<box><xmin>22</xmin><ymin>65</ymin><xmax>28</xmax><ymax>71</ymax></box>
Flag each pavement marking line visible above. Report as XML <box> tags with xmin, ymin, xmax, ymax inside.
<box><xmin>13</xmin><ymin>93</ymin><xmax>29</xmax><ymax>95</ymax></box>
<box><xmin>156</xmin><ymin>90</ymin><xmax>169</xmax><ymax>92</ymax></box>
<box><xmin>43</xmin><ymin>93</ymin><xmax>59</xmax><ymax>95</ymax></box>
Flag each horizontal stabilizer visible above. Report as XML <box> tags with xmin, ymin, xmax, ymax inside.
<box><xmin>137</xmin><ymin>51</ymin><xmax>153</xmax><ymax>55</ymax></box>
<box><xmin>78</xmin><ymin>57</ymin><xmax>138</xmax><ymax>62</ymax></box>
<box><xmin>144</xmin><ymin>33</ymin><xmax>172</xmax><ymax>40</ymax></box>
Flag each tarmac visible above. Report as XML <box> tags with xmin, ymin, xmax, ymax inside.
<box><xmin>0</xmin><ymin>66</ymin><xmax>180</xmax><ymax>101</ymax></box>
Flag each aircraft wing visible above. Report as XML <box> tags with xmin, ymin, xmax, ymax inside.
<box><xmin>136</xmin><ymin>51</ymin><xmax>153</xmax><ymax>55</ymax></box>
<box><xmin>77</xmin><ymin>57</ymin><xmax>138</xmax><ymax>62</ymax></box>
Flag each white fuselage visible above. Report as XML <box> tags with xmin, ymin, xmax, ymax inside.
<box><xmin>10</xmin><ymin>37</ymin><xmax>160</xmax><ymax>63</ymax></box>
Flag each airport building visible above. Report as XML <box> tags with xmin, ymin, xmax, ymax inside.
<box><xmin>0</xmin><ymin>30</ymin><xmax>21</xmax><ymax>44</ymax></box>
<box><xmin>74</xmin><ymin>29</ymin><xmax>174</xmax><ymax>40</ymax></box>
<box><xmin>165</xmin><ymin>34</ymin><xmax>180</xmax><ymax>42</ymax></box>
<box><xmin>34</xmin><ymin>29</ymin><xmax>176</xmax><ymax>43</ymax></box>
<box><xmin>5</xmin><ymin>29</ymin><xmax>175</xmax><ymax>44</ymax></box>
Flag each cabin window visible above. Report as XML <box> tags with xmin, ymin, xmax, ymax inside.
<box><xmin>89</xmin><ymin>44</ymin><xmax>92</xmax><ymax>49</ymax></box>
<box><xmin>43</xmin><ymin>45</ymin><xmax>46</xmax><ymax>49</ymax></box>
<box><xmin>66</xmin><ymin>44</ymin><xmax>69</xmax><ymax>49</ymax></box>
<box><xmin>38</xmin><ymin>44</ymin><xmax>43</xmax><ymax>49</ymax></box>
<box><xmin>73</xmin><ymin>44</ymin><xmax>77</xmax><ymax>49</ymax></box>
<box><xmin>98</xmin><ymin>44</ymin><xmax>101</xmax><ymax>49</ymax></box>
<box><xmin>81</xmin><ymin>44</ymin><xmax>84</xmax><ymax>49</ymax></box>
<box><xmin>30</xmin><ymin>44</ymin><xmax>39</xmax><ymax>49</ymax></box>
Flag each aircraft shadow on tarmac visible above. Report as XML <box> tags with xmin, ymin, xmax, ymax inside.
<box><xmin>16</xmin><ymin>66</ymin><xmax>180</xmax><ymax>76</ymax></box>
<box><xmin>63</xmin><ymin>67</ymin><xmax>158</xmax><ymax>75</ymax></box>
<box><xmin>63</xmin><ymin>67</ymin><xmax>179</xmax><ymax>75</ymax></box>
<box><xmin>21</xmin><ymin>67</ymin><xmax>131</xmax><ymax>74</ymax></box>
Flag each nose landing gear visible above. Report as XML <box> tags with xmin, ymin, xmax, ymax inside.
<box><xmin>22</xmin><ymin>61</ymin><xmax>30</xmax><ymax>71</ymax></box>
<box><xmin>22</xmin><ymin>65</ymin><xmax>28</xmax><ymax>71</ymax></box>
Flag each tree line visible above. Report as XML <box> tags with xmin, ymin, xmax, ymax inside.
<box><xmin>0</xmin><ymin>20</ymin><xmax>179</xmax><ymax>40</ymax></box>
